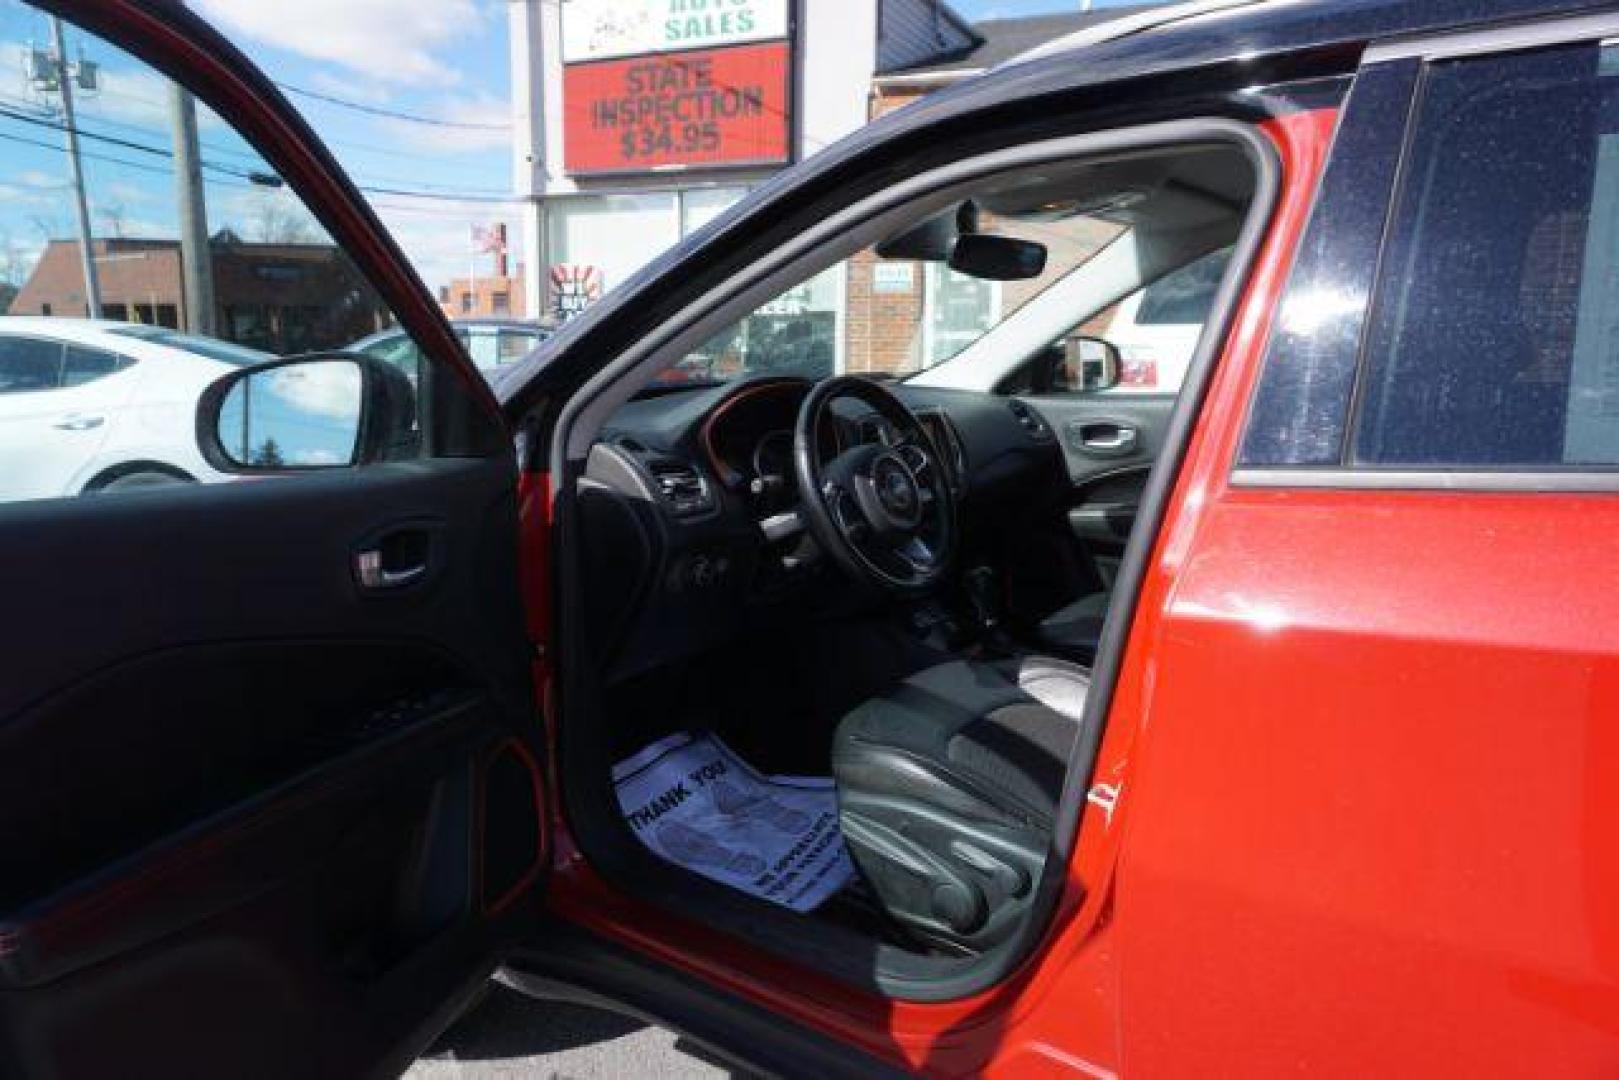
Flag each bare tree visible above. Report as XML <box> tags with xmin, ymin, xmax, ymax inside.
<box><xmin>252</xmin><ymin>198</ymin><xmax>321</xmax><ymax>244</ymax></box>
<box><xmin>98</xmin><ymin>201</ymin><xmax>128</xmax><ymax>239</ymax></box>
<box><xmin>0</xmin><ymin>229</ymin><xmax>31</xmax><ymax>286</ymax></box>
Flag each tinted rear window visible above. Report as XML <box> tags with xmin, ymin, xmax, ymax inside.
<box><xmin>1354</xmin><ymin>42</ymin><xmax>1619</xmax><ymax>468</ymax></box>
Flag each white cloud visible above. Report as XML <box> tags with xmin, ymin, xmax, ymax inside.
<box><xmin>189</xmin><ymin>0</ymin><xmax>486</xmax><ymax>87</ymax></box>
<box><xmin>375</xmin><ymin>88</ymin><xmax>508</xmax><ymax>155</ymax></box>
<box><xmin>264</xmin><ymin>361</ymin><xmax>361</xmax><ymax>419</ymax></box>
<box><xmin>379</xmin><ymin>90</ymin><xmax>512</xmax><ymax>154</ymax></box>
<box><xmin>290</xmin><ymin>447</ymin><xmax>342</xmax><ymax>465</ymax></box>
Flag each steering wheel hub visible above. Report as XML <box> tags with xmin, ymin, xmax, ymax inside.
<box><xmin>793</xmin><ymin>376</ymin><xmax>958</xmax><ymax>594</ymax></box>
<box><xmin>857</xmin><ymin>451</ymin><xmax>924</xmax><ymax>531</ymax></box>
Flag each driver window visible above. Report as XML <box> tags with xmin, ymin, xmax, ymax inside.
<box><xmin>0</xmin><ymin>7</ymin><xmax>455</xmax><ymax>507</ymax></box>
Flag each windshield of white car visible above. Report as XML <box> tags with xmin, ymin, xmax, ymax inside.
<box><xmin>107</xmin><ymin>327</ymin><xmax>273</xmax><ymax>367</ymax></box>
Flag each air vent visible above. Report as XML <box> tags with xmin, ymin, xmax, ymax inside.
<box><xmin>647</xmin><ymin>458</ymin><xmax>715</xmax><ymax>517</ymax></box>
<box><xmin>857</xmin><ymin>414</ymin><xmax>896</xmax><ymax>446</ymax></box>
<box><xmin>616</xmin><ymin>436</ymin><xmax>647</xmax><ymax>454</ymax></box>
<box><xmin>916</xmin><ymin>410</ymin><xmax>966</xmax><ymax>495</ymax></box>
<box><xmin>1007</xmin><ymin>399</ymin><xmax>1054</xmax><ymax>443</ymax></box>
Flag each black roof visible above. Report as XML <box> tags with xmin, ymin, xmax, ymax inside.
<box><xmin>892</xmin><ymin>7</ymin><xmax>1158</xmax><ymax>74</ymax></box>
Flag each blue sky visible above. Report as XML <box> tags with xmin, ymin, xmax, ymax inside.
<box><xmin>0</xmin><ymin>0</ymin><xmax>518</xmax><ymax>299</ymax></box>
<box><xmin>0</xmin><ymin>0</ymin><xmax>1165</xmax><ymax>306</ymax></box>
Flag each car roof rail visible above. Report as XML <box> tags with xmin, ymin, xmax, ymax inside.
<box><xmin>998</xmin><ymin>0</ymin><xmax>1280</xmax><ymax>70</ymax></box>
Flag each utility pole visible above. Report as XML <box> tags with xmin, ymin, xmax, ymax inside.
<box><xmin>169</xmin><ymin>82</ymin><xmax>215</xmax><ymax>335</ymax></box>
<box><xmin>47</xmin><ymin>16</ymin><xmax>101</xmax><ymax>318</ymax></box>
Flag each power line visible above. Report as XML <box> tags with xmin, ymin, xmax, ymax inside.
<box><xmin>0</xmin><ymin>102</ymin><xmax>264</xmax><ymax>183</ymax></box>
<box><xmin>274</xmin><ymin>81</ymin><xmax>510</xmax><ymax>131</ymax></box>
<box><xmin>0</xmin><ymin>127</ymin><xmax>255</xmax><ymax>187</ymax></box>
<box><xmin>87</xmin><ymin>83</ymin><xmax>496</xmax><ymax>166</ymax></box>
<box><xmin>356</xmin><ymin>183</ymin><xmax>521</xmax><ymax>204</ymax></box>
<box><xmin>0</xmin><ymin>108</ymin><xmax>515</xmax><ymax>202</ymax></box>
<box><xmin>1</xmin><ymin>92</ymin><xmax>511</xmax><ymax>195</ymax></box>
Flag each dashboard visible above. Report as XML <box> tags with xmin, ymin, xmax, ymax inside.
<box><xmin>581</xmin><ymin>376</ymin><xmax>1064</xmax><ymax>682</ymax></box>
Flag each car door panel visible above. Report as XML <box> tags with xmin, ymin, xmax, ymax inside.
<box><xmin>0</xmin><ymin>457</ymin><xmax>542</xmax><ymax>1075</ymax></box>
<box><xmin>0</xmin><ymin>4</ymin><xmax>543</xmax><ymax>1076</ymax></box>
<box><xmin>1021</xmin><ymin>392</ymin><xmax>1175</xmax><ymax>553</ymax></box>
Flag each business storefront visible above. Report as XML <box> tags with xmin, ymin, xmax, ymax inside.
<box><xmin>509</xmin><ymin>0</ymin><xmax>1104</xmax><ymax>376</ymax></box>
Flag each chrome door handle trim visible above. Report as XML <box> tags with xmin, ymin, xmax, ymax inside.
<box><xmin>1068</xmin><ymin>420</ymin><xmax>1139</xmax><ymax>456</ymax></box>
<box><xmin>355</xmin><ymin>549</ymin><xmax>427</xmax><ymax>590</ymax></box>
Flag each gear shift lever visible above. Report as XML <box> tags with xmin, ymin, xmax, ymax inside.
<box><xmin>964</xmin><ymin>566</ymin><xmax>1014</xmax><ymax>654</ymax></box>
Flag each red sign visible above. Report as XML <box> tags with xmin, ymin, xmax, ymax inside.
<box><xmin>564</xmin><ymin>41</ymin><xmax>790</xmax><ymax>175</ymax></box>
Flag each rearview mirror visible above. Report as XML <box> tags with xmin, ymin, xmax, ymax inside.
<box><xmin>876</xmin><ymin>201</ymin><xmax>979</xmax><ymax>262</ymax></box>
<box><xmin>1053</xmin><ymin>336</ymin><xmax>1121</xmax><ymax>393</ymax></box>
<box><xmin>195</xmin><ymin>355</ymin><xmax>418</xmax><ymax>473</ymax></box>
<box><xmin>948</xmin><ymin>233</ymin><xmax>1048</xmax><ymax>281</ymax></box>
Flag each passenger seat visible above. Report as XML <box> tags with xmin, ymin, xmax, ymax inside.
<box><xmin>1034</xmin><ymin>590</ymin><xmax>1110</xmax><ymax>664</ymax></box>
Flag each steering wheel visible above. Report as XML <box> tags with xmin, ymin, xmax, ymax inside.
<box><xmin>793</xmin><ymin>376</ymin><xmax>958</xmax><ymax>594</ymax></box>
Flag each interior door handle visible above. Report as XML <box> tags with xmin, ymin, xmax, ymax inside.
<box><xmin>355</xmin><ymin>550</ymin><xmax>426</xmax><ymax>589</ymax></box>
<box><xmin>353</xmin><ymin>526</ymin><xmax>435</xmax><ymax>591</ymax></box>
<box><xmin>1070</xmin><ymin>421</ymin><xmax>1139</xmax><ymax>457</ymax></box>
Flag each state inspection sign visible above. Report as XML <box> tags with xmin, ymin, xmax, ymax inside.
<box><xmin>563</xmin><ymin>41</ymin><xmax>791</xmax><ymax>175</ymax></box>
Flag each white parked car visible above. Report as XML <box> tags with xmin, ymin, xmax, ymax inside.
<box><xmin>0</xmin><ymin>317</ymin><xmax>272</xmax><ymax>500</ymax></box>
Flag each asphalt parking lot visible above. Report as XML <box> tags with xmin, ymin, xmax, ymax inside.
<box><xmin>406</xmin><ymin>984</ymin><xmax>743</xmax><ymax>1079</ymax></box>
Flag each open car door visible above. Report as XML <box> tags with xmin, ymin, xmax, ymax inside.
<box><xmin>0</xmin><ymin>3</ymin><xmax>545</xmax><ymax>1076</ymax></box>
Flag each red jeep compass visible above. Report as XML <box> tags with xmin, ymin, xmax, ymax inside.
<box><xmin>3</xmin><ymin>0</ymin><xmax>1618</xmax><ymax>1076</ymax></box>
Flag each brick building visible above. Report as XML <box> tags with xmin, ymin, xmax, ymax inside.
<box><xmin>845</xmin><ymin>9</ymin><xmax>1144</xmax><ymax>374</ymax></box>
<box><xmin>507</xmin><ymin>1</ymin><xmax>1142</xmax><ymax>373</ymax></box>
<box><xmin>9</xmin><ymin>235</ymin><xmax>391</xmax><ymax>354</ymax></box>
<box><xmin>439</xmin><ymin>269</ymin><xmax>527</xmax><ymax>319</ymax></box>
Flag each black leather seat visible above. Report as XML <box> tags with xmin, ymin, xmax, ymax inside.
<box><xmin>1035</xmin><ymin>590</ymin><xmax>1110</xmax><ymax>664</ymax></box>
<box><xmin>831</xmin><ymin>655</ymin><xmax>1089</xmax><ymax>952</ymax></box>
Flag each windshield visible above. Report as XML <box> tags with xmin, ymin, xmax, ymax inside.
<box><xmin>669</xmin><ymin>210</ymin><xmax>1127</xmax><ymax>386</ymax></box>
<box><xmin>107</xmin><ymin>327</ymin><xmax>274</xmax><ymax>367</ymax></box>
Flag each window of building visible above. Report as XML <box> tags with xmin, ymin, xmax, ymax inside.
<box><xmin>1354</xmin><ymin>41</ymin><xmax>1619</xmax><ymax>468</ymax></box>
<box><xmin>546</xmin><ymin>187</ymin><xmax>748</xmax><ymax>323</ymax></box>
<box><xmin>459</xmin><ymin>291</ymin><xmax>474</xmax><ymax>315</ymax></box>
<box><xmin>491</xmin><ymin>291</ymin><xmax>510</xmax><ymax>315</ymax></box>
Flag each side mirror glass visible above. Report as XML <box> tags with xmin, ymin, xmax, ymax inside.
<box><xmin>196</xmin><ymin>355</ymin><xmax>417</xmax><ymax>473</ymax></box>
<box><xmin>1054</xmin><ymin>336</ymin><xmax>1121</xmax><ymax>393</ymax></box>
<box><xmin>947</xmin><ymin>233</ymin><xmax>1048</xmax><ymax>281</ymax></box>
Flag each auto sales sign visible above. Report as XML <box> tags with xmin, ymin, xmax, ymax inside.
<box><xmin>562</xmin><ymin>0</ymin><xmax>789</xmax><ymax>63</ymax></box>
<box><xmin>562</xmin><ymin>0</ymin><xmax>792</xmax><ymax>175</ymax></box>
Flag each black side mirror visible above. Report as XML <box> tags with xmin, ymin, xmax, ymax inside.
<box><xmin>195</xmin><ymin>354</ymin><xmax>418</xmax><ymax>473</ymax></box>
<box><xmin>948</xmin><ymin>233</ymin><xmax>1048</xmax><ymax>281</ymax></box>
<box><xmin>1050</xmin><ymin>336</ymin><xmax>1122</xmax><ymax>393</ymax></box>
